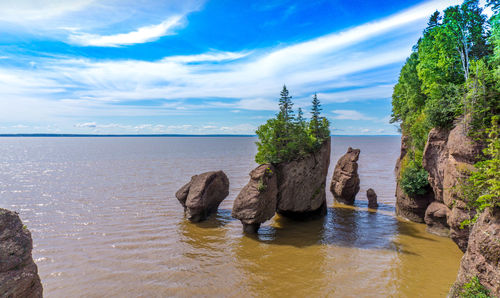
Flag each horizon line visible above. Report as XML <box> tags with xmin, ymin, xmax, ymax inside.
<box><xmin>0</xmin><ymin>133</ymin><xmax>401</xmax><ymax>137</ymax></box>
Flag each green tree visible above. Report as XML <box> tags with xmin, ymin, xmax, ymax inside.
<box><xmin>279</xmin><ymin>85</ymin><xmax>294</xmax><ymax>123</ymax></box>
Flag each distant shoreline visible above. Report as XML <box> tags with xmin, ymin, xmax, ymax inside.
<box><xmin>0</xmin><ymin>134</ymin><xmax>401</xmax><ymax>137</ymax></box>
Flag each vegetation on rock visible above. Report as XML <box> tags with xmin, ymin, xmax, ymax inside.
<box><xmin>255</xmin><ymin>86</ymin><xmax>330</xmax><ymax>164</ymax></box>
<box><xmin>458</xmin><ymin>276</ymin><xmax>492</xmax><ymax>298</ymax></box>
<box><xmin>391</xmin><ymin>0</ymin><xmax>500</xmax><ymax>197</ymax></box>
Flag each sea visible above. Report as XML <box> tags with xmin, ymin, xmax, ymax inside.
<box><xmin>0</xmin><ymin>136</ymin><xmax>462</xmax><ymax>297</ymax></box>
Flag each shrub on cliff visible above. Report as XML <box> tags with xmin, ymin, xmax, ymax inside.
<box><xmin>400</xmin><ymin>160</ymin><xmax>430</xmax><ymax>196</ymax></box>
<box><xmin>255</xmin><ymin>86</ymin><xmax>330</xmax><ymax>164</ymax></box>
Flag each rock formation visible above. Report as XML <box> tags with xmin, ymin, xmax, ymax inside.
<box><xmin>175</xmin><ymin>171</ymin><xmax>229</xmax><ymax>222</ymax></box>
<box><xmin>0</xmin><ymin>208</ymin><xmax>43</xmax><ymax>298</ymax></box>
<box><xmin>276</xmin><ymin>138</ymin><xmax>331</xmax><ymax>216</ymax></box>
<box><xmin>424</xmin><ymin>202</ymin><xmax>450</xmax><ymax>237</ymax></box>
<box><xmin>422</xmin><ymin>121</ymin><xmax>483</xmax><ymax>250</ymax></box>
<box><xmin>330</xmin><ymin>147</ymin><xmax>360</xmax><ymax>205</ymax></box>
<box><xmin>232</xmin><ymin>164</ymin><xmax>278</xmax><ymax>233</ymax></box>
<box><xmin>366</xmin><ymin>188</ymin><xmax>378</xmax><ymax>208</ymax></box>
<box><xmin>450</xmin><ymin>207</ymin><xmax>500</xmax><ymax>297</ymax></box>
<box><xmin>395</xmin><ymin>135</ymin><xmax>433</xmax><ymax>223</ymax></box>
<box><xmin>232</xmin><ymin>139</ymin><xmax>331</xmax><ymax>232</ymax></box>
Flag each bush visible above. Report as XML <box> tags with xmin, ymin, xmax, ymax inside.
<box><xmin>459</xmin><ymin>277</ymin><xmax>491</xmax><ymax>298</ymax></box>
<box><xmin>400</xmin><ymin>161</ymin><xmax>430</xmax><ymax>196</ymax></box>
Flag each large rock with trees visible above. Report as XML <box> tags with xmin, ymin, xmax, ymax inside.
<box><xmin>175</xmin><ymin>171</ymin><xmax>229</xmax><ymax>222</ymax></box>
<box><xmin>0</xmin><ymin>208</ymin><xmax>43</xmax><ymax>298</ymax></box>
<box><xmin>233</xmin><ymin>87</ymin><xmax>331</xmax><ymax>233</ymax></box>
<box><xmin>330</xmin><ymin>147</ymin><xmax>360</xmax><ymax>205</ymax></box>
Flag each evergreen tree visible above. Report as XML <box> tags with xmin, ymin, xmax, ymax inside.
<box><xmin>310</xmin><ymin>93</ymin><xmax>322</xmax><ymax>139</ymax></box>
<box><xmin>279</xmin><ymin>85</ymin><xmax>294</xmax><ymax>122</ymax></box>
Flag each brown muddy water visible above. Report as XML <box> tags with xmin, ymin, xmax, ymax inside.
<box><xmin>0</xmin><ymin>136</ymin><xmax>462</xmax><ymax>297</ymax></box>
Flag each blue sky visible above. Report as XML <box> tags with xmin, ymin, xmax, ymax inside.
<box><xmin>0</xmin><ymin>0</ymin><xmax>473</xmax><ymax>135</ymax></box>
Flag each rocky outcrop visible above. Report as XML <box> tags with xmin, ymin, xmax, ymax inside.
<box><xmin>422</xmin><ymin>121</ymin><xmax>483</xmax><ymax>250</ymax></box>
<box><xmin>175</xmin><ymin>171</ymin><xmax>229</xmax><ymax>222</ymax></box>
<box><xmin>276</xmin><ymin>138</ymin><xmax>330</xmax><ymax>216</ymax></box>
<box><xmin>451</xmin><ymin>207</ymin><xmax>500</xmax><ymax>297</ymax></box>
<box><xmin>366</xmin><ymin>188</ymin><xmax>378</xmax><ymax>209</ymax></box>
<box><xmin>0</xmin><ymin>209</ymin><xmax>43</xmax><ymax>298</ymax></box>
<box><xmin>395</xmin><ymin>135</ymin><xmax>434</xmax><ymax>223</ymax></box>
<box><xmin>330</xmin><ymin>147</ymin><xmax>360</xmax><ymax>205</ymax></box>
<box><xmin>424</xmin><ymin>202</ymin><xmax>450</xmax><ymax>237</ymax></box>
<box><xmin>232</xmin><ymin>164</ymin><xmax>278</xmax><ymax>233</ymax></box>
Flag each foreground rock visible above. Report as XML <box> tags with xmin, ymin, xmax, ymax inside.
<box><xmin>232</xmin><ymin>164</ymin><xmax>278</xmax><ymax>233</ymax></box>
<box><xmin>175</xmin><ymin>171</ymin><xmax>229</xmax><ymax>222</ymax></box>
<box><xmin>395</xmin><ymin>135</ymin><xmax>433</xmax><ymax>223</ymax></box>
<box><xmin>0</xmin><ymin>208</ymin><xmax>43</xmax><ymax>298</ymax></box>
<box><xmin>366</xmin><ymin>188</ymin><xmax>378</xmax><ymax>208</ymax></box>
<box><xmin>424</xmin><ymin>202</ymin><xmax>450</xmax><ymax>237</ymax></box>
<box><xmin>276</xmin><ymin>138</ymin><xmax>331</xmax><ymax>217</ymax></box>
<box><xmin>422</xmin><ymin>121</ymin><xmax>483</xmax><ymax>249</ymax></box>
<box><xmin>330</xmin><ymin>147</ymin><xmax>360</xmax><ymax>205</ymax></box>
<box><xmin>450</xmin><ymin>207</ymin><xmax>500</xmax><ymax>297</ymax></box>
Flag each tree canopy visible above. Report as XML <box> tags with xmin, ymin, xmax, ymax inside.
<box><xmin>255</xmin><ymin>86</ymin><xmax>330</xmax><ymax>164</ymax></box>
<box><xmin>391</xmin><ymin>0</ymin><xmax>499</xmax><ymax>197</ymax></box>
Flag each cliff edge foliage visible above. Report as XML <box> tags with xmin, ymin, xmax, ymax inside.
<box><xmin>391</xmin><ymin>0</ymin><xmax>500</xmax><ymax>199</ymax></box>
<box><xmin>255</xmin><ymin>85</ymin><xmax>330</xmax><ymax>164</ymax></box>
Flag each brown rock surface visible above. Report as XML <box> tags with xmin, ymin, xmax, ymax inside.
<box><xmin>366</xmin><ymin>188</ymin><xmax>378</xmax><ymax>208</ymax></box>
<box><xmin>330</xmin><ymin>147</ymin><xmax>360</xmax><ymax>205</ymax></box>
<box><xmin>424</xmin><ymin>202</ymin><xmax>450</xmax><ymax>237</ymax></box>
<box><xmin>175</xmin><ymin>171</ymin><xmax>229</xmax><ymax>222</ymax></box>
<box><xmin>451</xmin><ymin>207</ymin><xmax>500</xmax><ymax>297</ymax></box>
<box><xmin>0</xmin><ymin>208</ymin><xmax>43</xmax><ymax>298</ymax></box>
<box><xmin>423</xmin><ymin>127</ymin><xmax>449</xmax><ymax>203</ymax></box>
<box><xmin>232</xmin><ymin>164</ymin><xmax>278</xmax><ymax>233</ymax></box>
<box><xmin>276</xmin><ymin>138</ymin><xmax>330</xmax><ymax>216</ymax></box>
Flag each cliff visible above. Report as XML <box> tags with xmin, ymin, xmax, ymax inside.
<box><xmin>0</xmin><ymin>208</ymin><xmax>43</xmax><ymax>297</ymax></box>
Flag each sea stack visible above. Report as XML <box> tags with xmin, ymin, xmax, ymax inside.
<box><xmin>175</xmin><ymin>171</ymin><xmax>229</xmax><ymax>222</ymax></box>
<box><xmin>232</xmin><ymin>164</ymin><xmax>278</xmax><ymax>233</ymax></box>
<box><xmin>330</xmin><ymin>147</ymin><xmax>360</xmax><ymax>205</ymax></box>
<box><xmin>366</xmin><ymin>188</ymin><xmax>378</xmax><ymax>208</ymax></box>
<box><xmin>276</xmin><ymin>138</ymin><xmax>331</xmax><ymax>217</ymax></box>
<box><xmin>0</xmin><ymin>208</ymin><xmax>43</xmax><ymax>298</ymax></box>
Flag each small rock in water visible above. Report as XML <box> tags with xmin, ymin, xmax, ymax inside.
<box><xmin>175</xmin><ymin>170</ymin><xmax>229</xmax><ymax>222</ymax></box>
<box><xmin>330</xmin><ymin>147</ymin><xmax>360</xmax><ymax>205</ymax></box>
<box><xmin>367</xmin><ymin>188</ymin><xmax>378</xmax><ymax>208</ymax></box>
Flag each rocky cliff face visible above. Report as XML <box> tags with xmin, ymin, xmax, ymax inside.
<box><xmin>451</xmin><ymin>207</ymin><xmax>500</xmax><ymax>297</ymax></box>
<box><xmin>422</xmin><ymin>122</ymin><xmax>483</xmax><ymax>251</ymax></box>
<box><xmin>0</xmin><ymin>208</ymin><xmax>43</xmax><ymax>298</ymax></box>
<box><xmin>395</xmin><ymin>135</ymin><xmax>434</xmax><ymax>223</ymax></box>
<box><xmin>276</xmin><ymin>138</ymin><xmax>330</xmax><ymax>217</ymax></box>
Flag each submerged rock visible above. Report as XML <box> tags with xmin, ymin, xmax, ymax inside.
<box><xmin>330</xmin><ymin>147</ymin><xmax>360</xmax><ymax>205</ymax></box>
<box><xmin>395</xmin><ymin>135</ymin><xmax>433</xmax><ymax>223</ymax></box>
<box><xmin>450</xmin><ymin>207</ymin><xmax>500</xmax><ymax>297</ymax></box>
<box><xmin>175</xmin><ymin>171</ymin><xmax>229</xmax><ymax>222</ymax></box>
<box><xmin>366</xmin><ymin>188</ymin><xmax>378</xmax><ymax>209</ymax></box>
<box><xmin>276</xmin><ymin>138</ymin><xmax>331</xmax><ymax>217</ymax></box>
<box><xmin>232</xmin><ymin>164</ymin><xmax>278</xmax><ymax>233</ymax></box>
<box><xmin>0</xmin><ymin>208</ymin><xmax>43</xmax><ymax>298</ymax></box>
<box><xmin>424</xmin><ymin>202</ymin><xmax>450</xmax><ymax>237</ymax></box>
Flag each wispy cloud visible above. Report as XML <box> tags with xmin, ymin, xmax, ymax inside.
<box><xmin>69</xmin><ymin>15</ymin><xmax>184</xmax><ymax>47</ymax></box>
<box><xmin>332</xmin><ymin>110</ymin><xmax>374</xmax><ymax>121</ymax></box>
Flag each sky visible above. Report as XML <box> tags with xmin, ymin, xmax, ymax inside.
<box><xmin>0</xmin><ymin>0</ymin><xmax>474</xmax><ymax>135</ymax></box>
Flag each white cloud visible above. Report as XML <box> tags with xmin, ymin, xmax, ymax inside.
<box><xmin>75</xmin><ymin>122</ymin><xmax>97</xmax><ymax>128</ymax></box>
<box><xmin>69</xmin><ymin>15</ymin><xmax>183</xmax><ymax>47</ymax></box>
<box><xmin>332</xmin><ymin>110</ymin><xmax>374</xmax><ymax>121</ymax></box>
